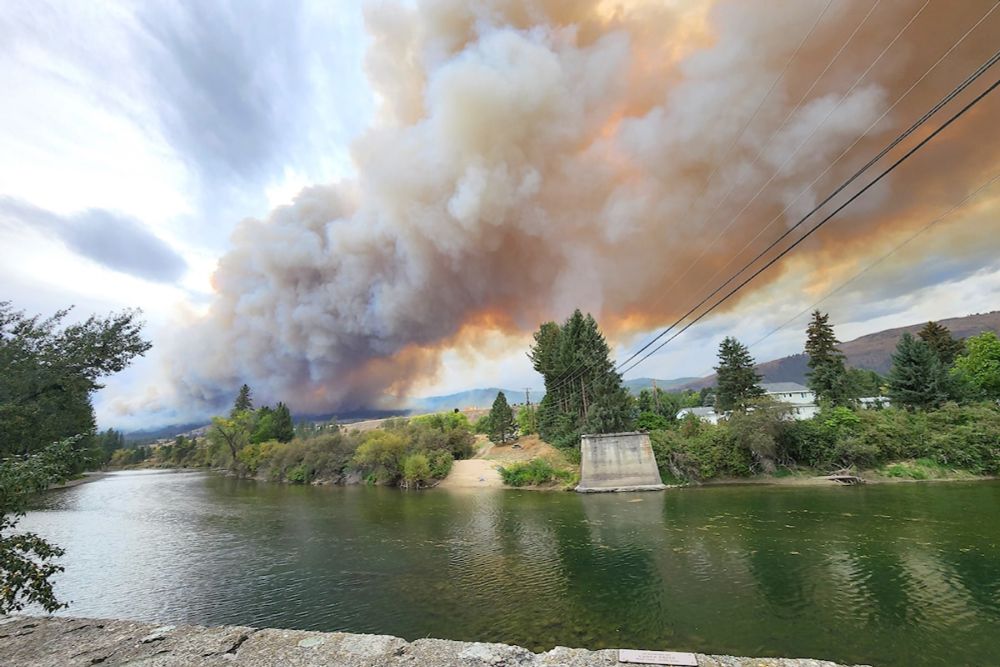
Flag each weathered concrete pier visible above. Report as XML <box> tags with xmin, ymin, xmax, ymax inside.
<box><xmin>0</xmin><ymin>616</ymin><xmax>865</xmax><ymax>666</ymax></box>
<box><xmin>576</xmin><ymin>432</ymin><xmax>667</xmax><ymax>493</ymax></box>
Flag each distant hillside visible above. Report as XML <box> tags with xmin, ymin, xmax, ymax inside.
<box><xmin>683</xmin><ymin>310</ymin><xmax>1000</xmax><ymax>389</ymax></box>
<box><xmin>408</xmin><ymin>387</ymin><xmax>540</xmax><ymax>411</ymax></box>
<box><xmin>623</xmin><ymin>377</ymin><xmax>700</xmax><ymax>393</ymax></box>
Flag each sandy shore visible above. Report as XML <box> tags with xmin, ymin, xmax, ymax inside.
<box><xmin>436</xmin><ymin>459</ymin><xmax>504</xmax><ymax>489</ymax></box>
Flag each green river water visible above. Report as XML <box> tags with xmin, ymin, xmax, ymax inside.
<box><xmin>20</xmin><ymin>470</ymin><xmax>1000</xmax><ymax>666</ymax></box>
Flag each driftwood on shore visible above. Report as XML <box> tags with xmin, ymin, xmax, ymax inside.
<box><xmin>823</xmin><ymin>469</ymin><xmax>866</xmax><ymax>485</ymax></box>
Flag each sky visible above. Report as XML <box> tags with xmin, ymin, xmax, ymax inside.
<box><xmin>2</xmin><ymin>0</ymin><xmax>999</xmax><ymax>430</ymax></box>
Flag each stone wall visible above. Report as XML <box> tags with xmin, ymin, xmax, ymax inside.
<box><xmin>0</xmin><ymin>616</ymin><xmax>866</xmax><ymax>666</ymax></box>
<box><xmin>576</xmin><ymin>432</ymin><xmax>666</xmax><ymax>492</ymax></box>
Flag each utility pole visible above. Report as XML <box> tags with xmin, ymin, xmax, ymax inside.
<box><xmin>524</xmin><ymin>388</ymin><xmax>532</xmax><ymax>407</ymax></box>
<box><xmin>652</xmin><ymin>379</ymin><xmax>661</xmax><ymax>411</ymax></box>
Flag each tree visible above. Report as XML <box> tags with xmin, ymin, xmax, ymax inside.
<box><xmin>401</xmin><ymin>453</ymin><xmax>432</xmax><ymax>489</ymax></box>
<box><xmin>516</xmin><ymin>404</ymin><xmax>538</xmax><ymax>436</ymax></box>
<box><xmin>918</xmin><ymin>321</ymin><xmax>965</xmax><ymax>367</ymax></box>
<box><xmin>232</xmin><ymin>384</ymin><xmax>253</xmax><ymax>416</ymax></box>
<box><xmin>844</xmin><ymin>368</ymin><xmax>884</xmax><ymax>398</ymax></box>
<box><xmin>273</xmin><ymin>402</ymin><xmax>295</xmax><ymax>443</ymax></box>
<box><xmin>952</xmin><ymin>331</ymin><xmax>1000</xmax><ymax>400</ymax></box>
<box><xmin>887</xmin><ymin>333</ymin><xmax>947</xmax><ymax>410</ymax></box>
<box><xmin>1</xmin><ymin>440</ymin><xmax>77</xmax><ymax>613</ymax></box>
<box><xmin>714</xmin><ymin>337</ymin><xmax>763</xmax><ymax>412</ymax></box>
<box><xmin>488</xmin><ymin>391</ymin><xmax>516</xmax><ymax>444</ymax></box>
<box><xmin>209</xmin><ymin>411</ymin><xmax>254</xmax><ymax>463</ymax></box>
<box><xmin>529</xmin><ymin>310</ymin><xmax>633</xmax><ymax>448</ymax></box>
<box><xmin>0</xmin><ymin>302</ymin><xmax>151</xmax><ymax>457</ymax></box>
<box><xmin>805</xmin><ymin>311</ymin><xmax>849</xmax><ymax>404</ymax></box>
<box><xmin>250</xmin><ymin>405</ymin><xmax>275</xmax><ymax>444</ymax></box>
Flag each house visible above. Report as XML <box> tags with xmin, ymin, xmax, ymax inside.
<box><xmin>760</xmin><ymin>382</ymin><xmax>819</xmax><ymax>420</ymax></box>
<box><xmin>858</xmin><ymin>396</ymin><xmax>891</xmax><ymax>409</ymax></box>
<box><xmin>676</xmin><ymin>406</ymin><xmax>721</xmax><ymax>425</ymax></box>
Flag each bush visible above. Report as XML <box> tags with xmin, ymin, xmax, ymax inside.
<box><xmin>650</xmin><ymin>427</ymin><xmax>752</xmax><ymax>482</ymax></box>
<box><xmin>401</xmin><ymin>453</ymin><xmax>433</xmax><ymax>488</ymax></box>
<box><xmin>498</xmin><ymin>458</ymin><xmax>573</xmax><ymax>487</ymax></box>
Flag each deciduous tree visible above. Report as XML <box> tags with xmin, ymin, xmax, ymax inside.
<box><xmin>952</xmin><ymin>331</ymin><xmax>1000</xmax><ymax>400</ymax></box>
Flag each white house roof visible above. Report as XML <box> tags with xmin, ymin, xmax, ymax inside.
<box><xmin>761</xmin><ymin>382</ymin><xmax>810</xmax><ymax>394</ymax></box>
<box><xmin>680</xmin><ymin>406</ymin><xmax>718</xmax><ymax>417</ymax></box>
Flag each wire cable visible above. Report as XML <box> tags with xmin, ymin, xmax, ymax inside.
<box><xmin>618</xmin><ymin>74</ymin><xmax>1000</xmax><ymax>377</ymax></box>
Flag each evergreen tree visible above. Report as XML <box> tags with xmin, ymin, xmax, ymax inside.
<box><xmin>805</xmin><ymin>311</ymin><xmax>849</xmax><ymax>404</ymax></box>
<box><xmin>529</xmin><ymin>310</ymin><xmax>633</xmax><ymax>447</ymax></box>
<box><xmin>488</xmin><ymin>391</ymin><xmax>516</xmax><ymax>444</ymax></box>
<box><xmin>714</xmin><ymin>337</ymin><xmax>763</xmax><ymax>412</ymax></box>
<box><xmin>918</xmin><ymin>321</ymin><xmax>965</xmax><ymax>367</ymax></box>
<box><xmin>887</xmin><ymin>333</ymin><xmax>947</xmax><ymax>410</ymax></box>
<box><xmin>273</xmin><ymin>402</ymin><xmax>295</xmax><ymax>443</ymax></box>
<box><xmin>232</xmin><ymin>384</ymin><xmax>253</xmax><ymax>416</ymax></box>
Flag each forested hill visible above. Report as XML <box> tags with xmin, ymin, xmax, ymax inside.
<box><xmin>684</xmin><ymin>310</ymin><xmax>1000</xmax><ymax>389</ymax></box>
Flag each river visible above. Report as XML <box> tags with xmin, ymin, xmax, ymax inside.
<box><xmin>19</xmin><ymin>470</ymin><xmax>1000</xmax><ymax>666</ymax></box>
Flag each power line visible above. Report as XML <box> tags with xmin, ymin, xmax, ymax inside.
<box><xmin>618</xmin><ymin>73</ymin><xmax>1000</xmax><ymax>377</ymax></box>
<box><xmin>543</xmin><ymin>38</ymin><xmax>1000</xmax><ymax>399</ymax></box>
<box><xmin>674</xmin><ymin>171</ymin><xmax>1000</xmax><ymax>385</ymax></box>
<box><xmin>538</xmin><ymin>1</ymin><xmax>984</xmax><ymax>399</ymax></box>
<box><xmin>667</xmin><ymin>2</ymin><xmax>1000</xmax><ymax>339</ymax></box>
<box><xmin>745</xmin><ymin>172</ymin><xmax>1000</xmax><ymax>353</ymax></box>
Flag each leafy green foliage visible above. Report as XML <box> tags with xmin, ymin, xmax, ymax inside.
<box><xmin>497</xmin><ymin>458</ymin><xmax>574</xmax><ymax>487</ymax></box>
<box><xmin>953</xmin><ymin>331</ymin><xmax>1000</xmax><ymax>400</ymax></box>
<box><xmin>516</xmin><ymin>405</ymin><xmax>538</xmax><ymax>435</ymax></box>
<box><xmin>402</xmin><ymin>453</ymin><xmax>433</xmax><ymax>488</ymax></box>
<box><xmin>714</xmin><ymin>336</ymin><xmax>763</xmax><ymax>412</ymax></box>
<box><xmin>888</xmin><ymin>333</ymin><xmax>948</xmax><ymax>410</ymax></box>
<box><xmin>488</xmin><ymin>391</ymin><xmax>516</xmax><ymax>444</ymax></box>
<box><xmin>651</xmin><ymin>401</ymin><xmax>1000</xmax><ymax>481</ymax></box>
<box><xmin>0</xmin><ymin>440</ymin><xmax>78</xmax><ymax>613</ymax></box>
<box><xmin>0</xmin><ymin>301</ymin><xmax>151</xmax><ymax>458</ymax></box>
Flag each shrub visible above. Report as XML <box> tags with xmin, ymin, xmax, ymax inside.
<box><xmin>498</xmin><ymin>458</ymin><xmax>573</xmax><ymax>487</ymax></box>
<box><xmin>401</xmin><ymin>453</ymin><xmax>433</xmax><ymax>488</ymax></box>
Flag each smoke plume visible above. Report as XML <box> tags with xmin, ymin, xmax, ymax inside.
<box><xmin>169</xmin><ymin>0</ymin><xmax>1000</xmax><ymax>414</ymax></box>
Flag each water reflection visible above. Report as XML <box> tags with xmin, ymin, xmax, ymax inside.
<box><xmin>20</xmin><ymin>472</ymin><xmax>1000</xmax><ymax>667</ymax></box>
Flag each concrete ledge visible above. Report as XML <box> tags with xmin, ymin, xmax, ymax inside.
<box><xmin>0</xmin><ymin>615</ymin><xmax>867</xmax><ymax>667</ymax></box>
<box><xmin>575</xmin><ymin>484</ymin><xmax>667</xmax><ymax>493</ymax></box>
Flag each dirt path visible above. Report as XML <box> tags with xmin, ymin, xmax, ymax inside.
<box><xmin>436</xmin><ymin>459</ymin><xmax>503</xmax><ymax>489</ymax></box>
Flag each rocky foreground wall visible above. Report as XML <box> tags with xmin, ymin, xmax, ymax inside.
<box><xmin>0</xmin><ymin>615</ymin><xmax>865</xmax><ymax>667</ymax></box>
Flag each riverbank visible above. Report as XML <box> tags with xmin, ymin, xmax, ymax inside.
<box><xmin>0</xmin><ymin>616</ymin><xmax>867</xmax><ymax>667</ymax></box>
<box><xmin>46</xmin><ymin>471</ymin><xmax>108</xmax><ymax>491</ymax></box>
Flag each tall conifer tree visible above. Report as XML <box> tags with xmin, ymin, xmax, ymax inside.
<box><xmin>887</xmin><ymin>333</ymin><xmax>947</xmax><ymax>410</ymax></box>
<box><xmin>529</xmin><ymin>310</ymin><xmax>632</xmax><ymax>447</ymax></box>
<box><xmin>488</xmin><ymin>391</ymin><xmax>516</xmax><ymax>444</ymax></box>
<box><xmin>805</xmin><ymin>311</ymin><xmax>848</xmax><ymax>404</ymax></box>
<box><xmin>232</xmin><ymin>384</ymin><xmax>253</xmax><ymax>416</ymax></box>
<box><xmin>917</xmin><ymin>321</ymin><xmax>964</xmax><ymax>367</ymax></box>
<box><xmin>714</xmin><ymin>337</ymin><xmax>763</xmax><ymax>412</ymax></box>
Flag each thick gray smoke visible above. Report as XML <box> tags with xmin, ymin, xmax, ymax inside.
<box><xmin>164</xmin><ymin>0</ymin><xmax>1000</xmax><ymax>415</ymax></box>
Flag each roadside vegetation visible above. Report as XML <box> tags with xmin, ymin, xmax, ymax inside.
<box><xmin>648</xmin><ymin>316</ymin><xmax>1000</xmax><ymax>483</ymax></box>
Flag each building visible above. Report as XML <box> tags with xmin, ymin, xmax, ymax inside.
<box><xmin>760</xmin><ymin>382</ymin><xmax>820</xmax><ymax>420</ymax></box>
<box><xmin>676</xmin><ymin>406</ymin><xmax>721</xmax><ymax>424</ymax></box>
